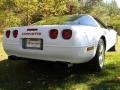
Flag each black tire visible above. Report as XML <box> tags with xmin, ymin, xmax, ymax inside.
<box><xmin>108</xmin><ymin>45</ymin><xmax>116</xmax><ymax>51</ymax></box>
<box><xmin>8</xmin><ymin>55</ymin><xmax>17</xmax><ymax>60</ymax></box>
<box><xmin>89</xmin><ymin>39</ymin><xmax>105</xmax><ymax>72</ymax></box>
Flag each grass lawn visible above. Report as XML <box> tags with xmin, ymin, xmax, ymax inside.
<box><xmin>0</xmin><ymin>36</ymin><xmax>7</xmax><ymax>60</ymax></box>
<box><xmin>0</xmin><ymin>36</ymin><xmax>120</xmax><ymax>90</ymax></box>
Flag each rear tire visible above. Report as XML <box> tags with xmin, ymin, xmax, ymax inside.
<box><xmin>89</xmin><ymin>39</ymin><xmax>105</xmax><ymax>72</ymax></box>
<box><xmin>8</xmin><ymin>55</ymin><xmax>17</xmax><ymax>60</ymax></box>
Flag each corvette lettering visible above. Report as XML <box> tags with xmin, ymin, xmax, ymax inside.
<box><xmin>22</xmin><ymin>32</ymin><xmax>41</xmax><ymax>35</ymax></box>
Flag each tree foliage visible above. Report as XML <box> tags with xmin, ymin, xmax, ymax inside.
<box><xmin>0</xmin><ymin>0</ymin><xmax>120</xmax><ymax>34</ymax></box>
<box><xmin>90</xmin><ymin>1</ymin><xmax>120</xmax><ymax>33</ymax></box>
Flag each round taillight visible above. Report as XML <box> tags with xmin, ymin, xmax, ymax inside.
<box><xmin>62</xmin><ymin>29</ymin><xmax>72</xmax><ymax>40</ymax></box>
<box><xmin>49</xmin><ymin>29</ymin><xmax>58</xmax><ymax>39</ymax></box>
<box><xmin>6</xmin><ymin>30</ymin><xmax>10</xmax><ymax>38</ymax></box>
<box><xmin>13</xmin><ymin>30</ymin><xmax>18</xmax><ymax>38</ymax></box>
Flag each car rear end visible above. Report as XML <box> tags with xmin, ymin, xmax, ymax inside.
<box><xmin>3</xmin><ymin>25</ymin><xmax>97</xmax><ymax>63</ymax></box>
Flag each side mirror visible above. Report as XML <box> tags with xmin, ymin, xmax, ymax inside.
<box><xmin>107</xmin><ymin>25</ymin><xmax>114</xmax><ymax>29</ymax></box>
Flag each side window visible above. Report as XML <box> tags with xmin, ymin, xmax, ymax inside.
<box><xmin>73</xmin><ymin>16</ymin><xmax>98</xmax><ymax>27</ymax></box>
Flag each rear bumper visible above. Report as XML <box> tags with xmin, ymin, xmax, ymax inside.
<box><xmin>3</xmin><ymin>43</ymin><xmax>97</xmax><ymax>63</ymax></box>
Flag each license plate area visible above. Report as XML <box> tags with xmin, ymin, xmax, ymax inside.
<box><xmin>23</xmin><ymin>38</ymin><xmax>43</xmax><ymax>50</ymax></box>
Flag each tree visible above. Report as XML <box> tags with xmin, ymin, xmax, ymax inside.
<box><xmin>14</xmin><ymin>0</ymin><xmax>38</xmax><ymax>25</ymax></box>
<box><xmin>36</xmin><ymin>0</ymin><xmax>68</xmax><ymax>18</ymax></box>
<box><xmin>107</xmin><ymin>0</ymin><xmax>120</xmax><ymax>16</ymax></box>
<box><xmin>82</xmin><ymin>0</ymin><xmax>102</xmax><ymax>13</ymax></box>
<box><xmin>66</xmin><ymin>0</ymin><xmax>82</xmax><ymax>14</ymax></box>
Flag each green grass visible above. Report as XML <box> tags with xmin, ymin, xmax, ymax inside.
<box><xmin>0</xmin><ymin>36</ymin><xmax>120</xmax><ymax>90</ymax></box>
<box><xmin>0</xmin><ymin>36</ymin><xmax>7</xmax><ymax>60</ymax></box>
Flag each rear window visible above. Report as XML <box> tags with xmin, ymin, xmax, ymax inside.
<box><xmin>33</xmin><ymin>15</ymin><xmax>98</xmax><ymax>27</ymax></box>
<box><xmin>33</xmin><ymin>15</ymin><xmax>80</xmax><ymax>25</ymax></box>
<box><xmin>72</xmin><ymin>15</ymin><xmax>98</xmax><ymax>26</ymax></box>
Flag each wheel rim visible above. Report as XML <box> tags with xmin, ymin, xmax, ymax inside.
<box><xmin>98</xmin><ymin>42</ymin><xmax>104</xmax><ymax>68</ymax></box>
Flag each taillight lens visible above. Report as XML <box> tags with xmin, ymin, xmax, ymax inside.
<box><xmin>62</xmin><ymin>29</ymin><xmax>72</xmax><ymax>40</ymax></box>
<box><xmin>13</xmin><ymin>30</ymin><xmax>18</xmax><ymax>38</ymax></box>
<box><xmin>49</xmin><ymin>29</ymin><xmax>58</xmax><ymax>39</ymax></box>
<box><xmin>6</xmin><ymin>30</ymin><xmax>10</xmax><ymax>38</ymax></box>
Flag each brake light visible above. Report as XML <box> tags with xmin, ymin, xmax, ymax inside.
<box><xmin>49</xmin><ymin>29</ymin><xmax>58</xmax><ymax>39</ymax></box>
<box><xmin>6</xmin><ymin>30</ymin><xmax>10</xmax><ymax>38</ymax></box>
<box><xmin>13</xmin><ymin>30</ymin><xmax>18</xmax><ymax>38</ymax></box>
<box><xmin>62</xmin><ymin>29</ymin><xmax>72</xmax><ymax>40</ymax></box>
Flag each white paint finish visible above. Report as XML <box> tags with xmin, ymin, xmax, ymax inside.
<box><xmin>3</xmin><ymin>15</ymin><xmax>117</xmax><ymax>64</ymax></box>
<box><xmin>3</xmin><ymin>43</ymin><xmax>97</xmax><ymax>63</ymax></box>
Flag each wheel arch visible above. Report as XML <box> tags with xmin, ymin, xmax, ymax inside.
<box><xmin>100</xmin><ymin>36</ymin><xmax>106</xmax><ymax>50</ymax></box>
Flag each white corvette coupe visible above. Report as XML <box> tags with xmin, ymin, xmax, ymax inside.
<box><xmin>3</xmin><ymin>15</ymin><xmax>117</xmax><ymax>71</ymax></box>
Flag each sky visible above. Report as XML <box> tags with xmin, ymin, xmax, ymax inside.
<box><xmin>104</xmin><ymin>0</ymin><xmax>120</xmax><ymax>8</ymax></box>
<box><xmin>115</xmin><ymin>0</ymin><xmax>120</xmax><ymax>8</ymax></box>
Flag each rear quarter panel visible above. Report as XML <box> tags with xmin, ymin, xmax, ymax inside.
<box><xmin>71</xmin><ymin>26</ymin><xmax>103</xmax><ymax>47</ymax></box>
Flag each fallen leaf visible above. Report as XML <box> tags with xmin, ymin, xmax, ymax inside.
<box><xmin>27</xmin><ymin>81</ymin><xmax>31</xmax><ymax>84</ymax></box>
<box><xmin>116</xmin><ymin>76</ymin><xmax>120</xmax><ymax>80</ymax></box>
<box><xmin>42</xmin><ymin>81</ymin><xmax>46</xmax><ymax>85</ymax></box>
